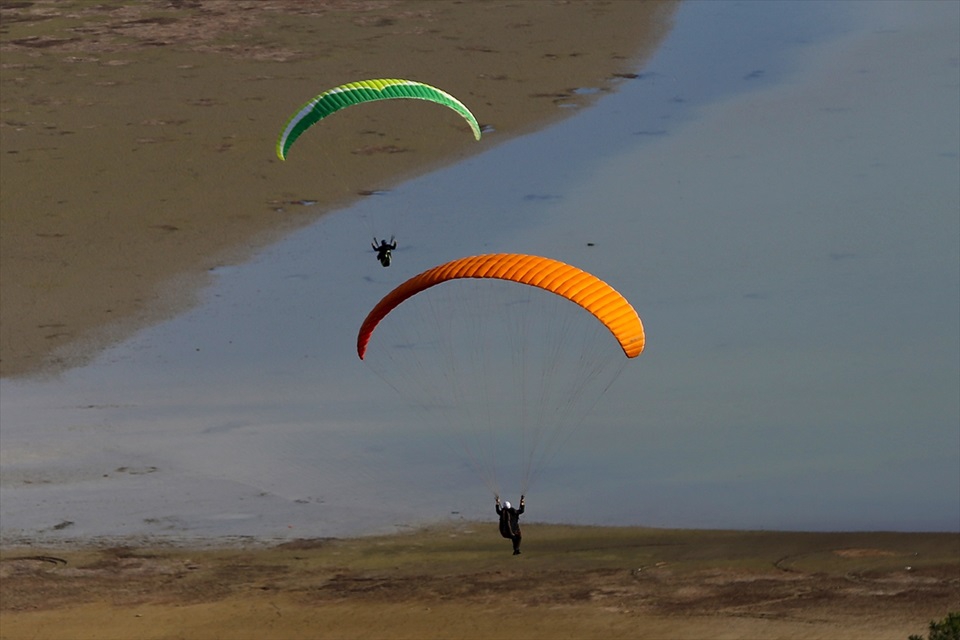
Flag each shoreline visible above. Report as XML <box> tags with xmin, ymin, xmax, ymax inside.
<box><xmin>3</xmin><ymin>514</ymin><xmax>958</xmax><ymax>553</ymax></box>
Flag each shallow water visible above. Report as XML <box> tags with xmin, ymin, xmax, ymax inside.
<box><xmin>2</xmin><ymin>0</ymin><xmax>958</xmax><ymax>543</ymax></box>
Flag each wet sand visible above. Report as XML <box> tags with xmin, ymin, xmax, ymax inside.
<box><xmin>2</xmin><ymin>524</ymin><xmax>957</xmax><ymax>639</ymax></box>
<box><xmin>0</xmin><ymin>0</ymin><xmax>676</xmax><ymax>378</ymax></box>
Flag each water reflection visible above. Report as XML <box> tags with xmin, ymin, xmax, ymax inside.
<box><xmin>2</xmin><ymin>0</ymin><xmax>957</xmax><ymax>543</ymax></box>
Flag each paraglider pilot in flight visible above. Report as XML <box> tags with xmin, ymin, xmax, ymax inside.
<box><xmin>372</xmin><ymin>236</ymin><xmax>397</xmax><ymax>267</ymax></box>
<box><xmin>496</xmin><ymin>495</ymin><xmax>525</xmax><ymax>555</ymax></box>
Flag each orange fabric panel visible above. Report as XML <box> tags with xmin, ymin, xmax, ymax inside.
<box><xmin>357</xmin><ymin>254</ymin><xmax>644</xmax><ymax>359</ymax></box>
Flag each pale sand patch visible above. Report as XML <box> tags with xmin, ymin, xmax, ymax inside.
<box><xmin>0</xmin><ymin>0</ymin><xmax>677</xmax><ymax>377</ymax></box>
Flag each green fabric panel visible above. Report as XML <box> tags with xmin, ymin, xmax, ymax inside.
<box><xmin>277</xmin><ymin>79</ymin><xmax>481</xmax><ymax>160</ymax></box>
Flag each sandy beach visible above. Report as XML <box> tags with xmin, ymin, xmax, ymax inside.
<box><xmin>2</xmin><ymin>2</ymin><xmax>958</xmax><ymax>638</ymax></box>
<box><xmin>2</xmin><ymin>523</ymin><xmax>958</xmax><ymax>640</ymax></box>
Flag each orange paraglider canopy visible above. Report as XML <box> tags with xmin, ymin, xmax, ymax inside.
<box><xmin>357</xmin><ymin>253</ymin><xmax>644</xmax><ymax>360</ymax></box>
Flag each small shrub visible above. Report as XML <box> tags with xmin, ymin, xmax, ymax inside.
<box><xmin>909</xmin><ymin>612</ymin><xmax>960</xmax><ymax>640</ymax></box>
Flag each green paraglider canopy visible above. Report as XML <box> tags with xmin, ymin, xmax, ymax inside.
<box><xmin>276</xmin><ymin>78</ymin><xmax>482</xmax><ymax>160</ymax></box>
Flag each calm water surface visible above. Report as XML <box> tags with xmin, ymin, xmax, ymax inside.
<box><xmin>2</xmin><ymin>0</ymin><xmax>957</xmax><ymax>543</ymax></box>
